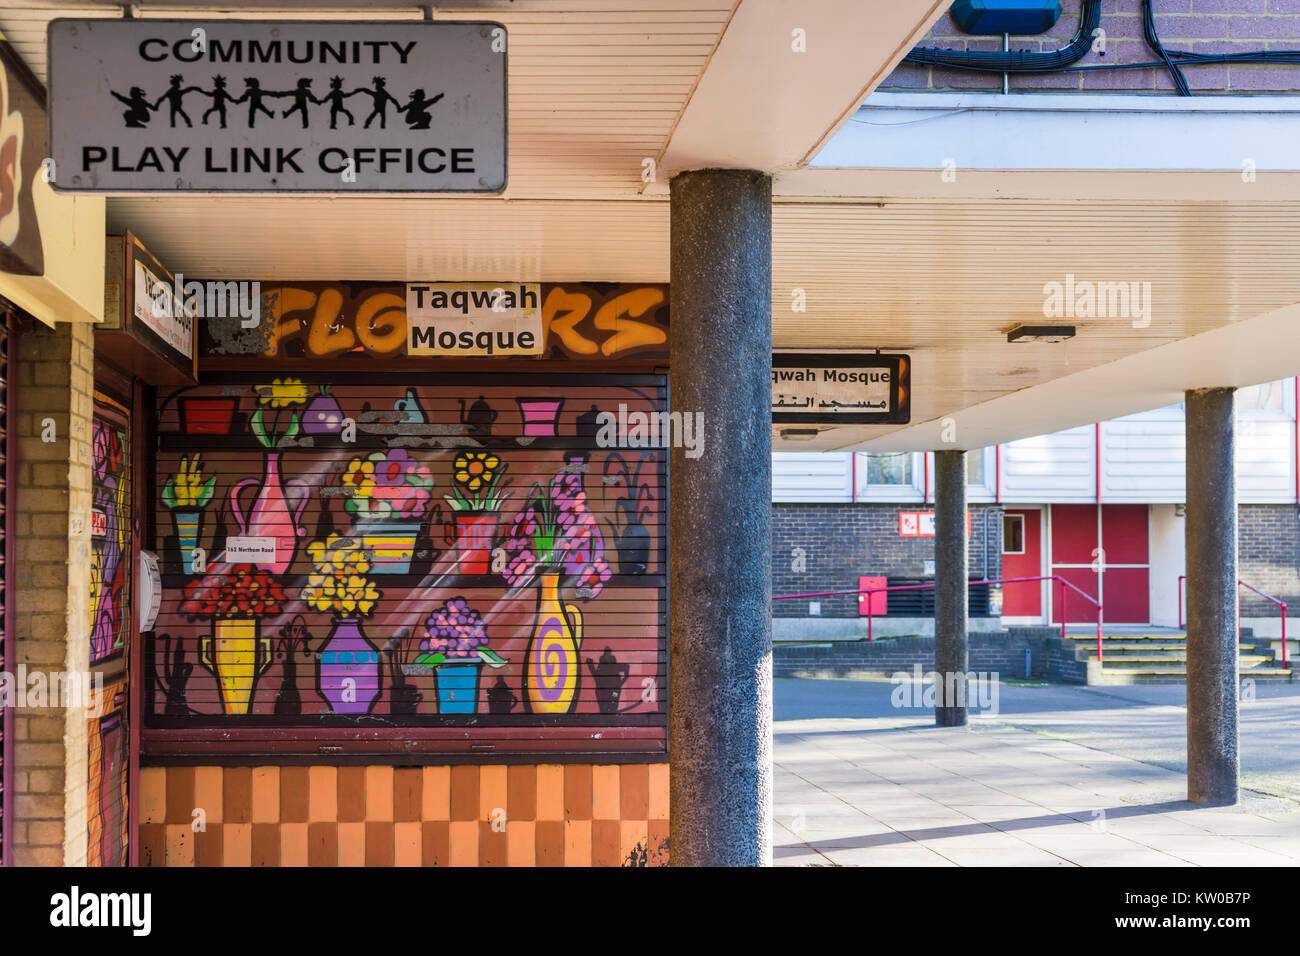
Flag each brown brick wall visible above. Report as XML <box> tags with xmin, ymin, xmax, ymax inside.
<box><xmin>773</xmin><ymin>503</ymin><xmax>1003</xmax><ymax>617</ymax></box>
<box><xmin>885</xmin><ymin>1</ymin><xmax>1300</xmax><ymax>94</ymax></box>
<box><xmin>10</xmin><ymin>321</ymin><xmax>95</xmax><ymax>866</ymax></box>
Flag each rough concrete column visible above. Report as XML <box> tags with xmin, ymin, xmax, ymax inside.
<box><xmin>934</xmin><ymin>450</ymin><xmax>968</xmax><ymax>727</ymax></box>
<box><xmin>1185</xmin><ymin>388</ymin><xmax>1239</xmax><ymax>805</ymax></box>
<box><xmin>12</xmin><ymin>321</ymin><xmax>95</xmax><ymax>865</ymax></box>
<box><xmin>668</xmin><ymin>168</ymin><xmax>772</xmax><ymax>866</ymax></box>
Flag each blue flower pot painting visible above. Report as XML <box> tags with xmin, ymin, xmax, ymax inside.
<box><xmin>436</xmin><ymin>661</ymin><xmax>482</xmax><ymax>714</ymax></box>
<box><xmin>412</xmin><ymin>597</ymin><xmax>508</xmax><ymax>716</ymax></box>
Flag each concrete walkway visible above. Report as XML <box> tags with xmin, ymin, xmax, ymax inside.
<box><xmin>773</xmin><ymin>678</ymin><xmax>1300</xmax><ymax>866</ymax></box>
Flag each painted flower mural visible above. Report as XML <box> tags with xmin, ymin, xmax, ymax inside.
<box><xmin>504</xmin><ymin>467</ymin><xmax>611</xmax><ymax>714</ymax></box>
<box><xmin>233</xmin><ymin>379</ymin><xmax>313</xmax><ymax>574</ymax></box>
<box><xmin>180</xmin><ymin>565</ymin><xmax>288</xmax><ymax>715</ymax></box>
<box><xmin>90</xmin><ymin>412</ymin><xmax>130</xmax><ymax>664</ymax></box>
<box><xmin>341</xmin><ymin>449</ymin><xmax>435</xmax><ymax>573</ymax></box>
<box><xmin>161</xmin><ymin>454</ymin><xmax>217</xmax><ymax>574</ymax></box>
<box><xmin>149</xmin><ymin>378</ymin><xmax>665</xmax><ymax>736</ymax></box>
<box><xmin>410</xmin><ymin>597</ymin><xmax>507</xmax><ymax>714</ymax></box>
<box><xmin>443</xmin><ymin>452</ymin><xmax>511</xmax><ymax>574</ymax></box>
<box><xmin>302</xmin><ymin>534</ymin><xmax>384</xmax><ymax>714</ymax></box>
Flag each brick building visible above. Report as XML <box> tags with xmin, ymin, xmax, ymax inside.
<box><xmin>773</xmin><ymin>380</ymin><xmax>1300</xmax><ymax>639</ymax></box>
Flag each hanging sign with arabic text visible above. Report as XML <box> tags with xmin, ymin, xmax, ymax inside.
<box><xmin>772</xmin><ymin>353</ymin><xmax>910</xmax><ymax>425</ymax></box>
<box><xmin>47</xmin><ymin>19</ymin><xmax>506</xmax><ymax>192</ymax></box>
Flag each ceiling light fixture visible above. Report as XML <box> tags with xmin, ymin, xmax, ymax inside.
<box><xmin>1007</xmin><ymin>324</ymin><xmax>1075</xmax><ymax>344</ymax></box>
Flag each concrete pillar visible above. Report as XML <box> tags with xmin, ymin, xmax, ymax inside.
<box><xmin>934</xmin><ymin>450</ymin><xmax>968</xmax><ymax>727</ymax></box>
<box><xmin>1184</xmin><ymin>388</ymin><xmax>1239</xmax><ymax>805</ymax></box>
<box><xmin>668</xmin><ymin>168</ymin><xmax>772</xmax><ymax>866</ymax></box>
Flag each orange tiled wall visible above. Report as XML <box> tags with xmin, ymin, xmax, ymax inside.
<box><xmin>138</xmin><ymin>763</ymin><xmax>669</xmax><ymax>866</ymax></box>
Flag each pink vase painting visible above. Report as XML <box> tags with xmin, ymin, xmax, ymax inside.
<box><xmin>228</xmin><ymin>451</ymin><xmax>311</xmax><ymax>575</ymax></box>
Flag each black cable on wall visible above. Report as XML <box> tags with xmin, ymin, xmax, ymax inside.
<box><xmin>903</xmin><ymin>0</ymin><xmax>1300</xmax><ymax>97</ymax></box>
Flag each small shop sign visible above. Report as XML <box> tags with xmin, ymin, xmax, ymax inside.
<box><xmin>100</xmin><ymin>231</ymin><xmax>197</xmax><ymax>385</ymax></box>
<box><xmin>772</xmin><ymin>353</ymin><xmax>910</xmax><ymax>424</ymax></box>
<box><xmin>224</xmin><ymin>536</ymin><xmax>278</xmax><ymax>564</ymax></box>
<box><xmin>406</xmin><ymin>282</ymin><xmax>542</xmax><ymax>356</ymax></box>
<box><xmin>47</xmin><ymin>19</ymin><xmax>507</xmax><ymax>192</ymax></box>
<box><xmin>898</xmin><ymin>511</ymin><xmax>972</xmax><ymax>537</ymax></box>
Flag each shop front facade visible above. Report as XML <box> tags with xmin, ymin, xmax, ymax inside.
<box><xmin>133</xmin><ymin>280</ymin><xmax>672</xmax><ymax>866</ymax></box>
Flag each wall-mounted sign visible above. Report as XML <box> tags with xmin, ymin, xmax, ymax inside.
<box><xmin>772</xmin><ymin>353</ymin><xmax>910</xmax><ymax>424</ymax></box>
<box><xmin>899</xmin><ymin>511</ymin><xmax>971</xmax><ymax>538</ymax></box>
<box><xmin>100</xmin><ymin>231</ymin><xmax>197</xmax><ymax>385</ymax></box>
<box><xmin>224</xmin><ymin>536</ymin><xmax>278</xmax><ymax>564</ymax></box>
<box><xmin>407</xmin><ymin>282</ymin><xmax>541</xmax><ymax>356</ymax></box>
<box><xmin>131</xmin><ymin>257</ymin><xmax>195</xmax><ymax>359</ymax></box>
<box><xmin>48</xmin><ymin>19</ymin><xmax>506</xmax><ymax>193</ymax></box>
<box><xmin>0</xmin><ymin>41</ymin><xmax>45</xmax><ymax>276</ymax></box>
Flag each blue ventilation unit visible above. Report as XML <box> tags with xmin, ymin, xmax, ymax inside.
<box><xmin>951</xmin><ymin>0</ymin><xmax>1062</xmax><ymax>35</ymax></box>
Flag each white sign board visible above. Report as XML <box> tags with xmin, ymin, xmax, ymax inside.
<box><xmin>132</xmin><ymin>259</ymin><xmax>195</xmax><ymax>358</ymax></box>
<box><xmin>407</xmin><ymin>282</ymin><xmax>542</xmax><ymax>356</ymax></box>
<box><xmin>48</xmin><ymin>19</ymin><xmax>507</xmax><ymax>192</ymax></box>
<box><xmin>772</xmin><ymin>353</ymin><xmax>910</xmax><ymax>425</ymax></box>
<box><xmin>225</xmin><ymin>536</ymin><xmax>278</xmax><ymax>564</ymax></box>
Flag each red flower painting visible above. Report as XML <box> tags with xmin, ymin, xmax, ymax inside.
<box><xmin>180</xmin><ymin>564</ymin><xmax>288</xmax><ymax>619</ymax></box>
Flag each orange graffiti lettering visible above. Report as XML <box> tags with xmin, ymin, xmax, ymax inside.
<box><xmin>354</xmin><ymin>291</ymin><xmax>407</xmax><ymax>356</ymax></box>
<box><xmin>593</xmin><ymin>287</ymin><xmax>667</xmax><ymax>357</ymax></box>
<box><xmin>542</xmin><ymin>287</ymin><xmax>597</xmax><ymax>356</ymax></box>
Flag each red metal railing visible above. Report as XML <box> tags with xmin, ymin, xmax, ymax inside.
<box><xmin>1177</xmin><ymin>575</ymin><xmax>1288</xmax><ymax>668</ymax></box>
<box><xmin>774</xmin><ymin>574</ymin><xmax>1105</xmax><ymax>660</ymax></box>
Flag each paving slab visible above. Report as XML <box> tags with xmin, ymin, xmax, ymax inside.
<box><xmin>773</xmin><ymin>677</ymin><xmax>1300</xmax><ymax>867</ymax></box>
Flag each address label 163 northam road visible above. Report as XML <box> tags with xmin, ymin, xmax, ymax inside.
<box><xmin>46</xmin><ymin>18</ymin><xmax>507</xmax><ymax>193</ymax></box>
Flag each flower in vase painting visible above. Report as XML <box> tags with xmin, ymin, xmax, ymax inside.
<box><xmin>502</xmin><ymin>469</ymin><xmax>610</xmax><ymax>598</ymax></box>
<box><xmin>341</xmin><ymin>448</ymin><xmax>434</xmax><ymax>522</ymax></box>
<box><xmin>413</xmin><ymin>597</ymin><xmax>506</xmax><ymax>669</ymax></box>
<box><xmin>301</xmin><ymin>534</ymin><xmax>381</xmax><ymax>617</ymax></box>
<box><xmin>180</xmin><ymin>564</ymin><xmax>289</xmax><ymax>619</ymax></box>
<box><xmin>255</xmin><ymin>378</ymin><xmax>309</xmax><ymax>409</ymax></box>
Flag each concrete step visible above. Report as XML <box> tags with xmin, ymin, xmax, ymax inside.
<box><xmin>1090</xmin><ymin>655</ymin><xmax>1274</xmax><ymax>666</ymax></box>
<box><xmin>1089</xmin><ymin>667</ymin><xmax>1295</xmax><ymax>686</ymax></box>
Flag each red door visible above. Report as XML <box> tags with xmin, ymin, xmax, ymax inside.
<box><xmin>1001</xmin><ymin>509</ymin><xmax>1042</xmax><ymax>617</ymax></box>
<box><xmin>1049</xmin><ymin>504</ymin><xmax>1149</xmax><ymax>624</ymax></box>
<box><xmin>1101</xmin><ymin>504</ymin><xmax>1150</xmax><ymax>624</ymax></box>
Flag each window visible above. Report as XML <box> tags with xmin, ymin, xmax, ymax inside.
<box><xmin>863</xmin><ymin>452</ymin><xmax>912</xmax><ymax>485</ymax></box>
<box><xmin>1003</xmin><ymin>513</ymin><xmax>1025</xmax><ymax>554</ymax></box>
<box><xmin>1237</xmin><ymin>380</ymin><xmax>1286</xmax><ymax>413</ymax></box>
<box><xmin>966</xmin><ymin>449</ymin><xmax>986</xmax><ymax>487</ymax></box>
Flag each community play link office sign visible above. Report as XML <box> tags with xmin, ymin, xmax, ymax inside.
<box><xmin>46</xmin><ymin>18</ymin><xmax>506</xmax><ymax>192</ymax></box>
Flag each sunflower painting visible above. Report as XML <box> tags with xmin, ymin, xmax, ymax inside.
<box><xmin>444</xmin><ymin>451</ymin><xmax>511</xmax><ymax>512</ymax></box>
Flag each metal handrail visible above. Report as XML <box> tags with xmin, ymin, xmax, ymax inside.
<box><xmin>774</xmin><ymin>573</ymin><xmax>1105</xmax><ymax>660</ymax></box>
<box><xmin>1177</xmin><ymin>574</ymin><xmax>1288</xmax><ymax>668</ymax></box>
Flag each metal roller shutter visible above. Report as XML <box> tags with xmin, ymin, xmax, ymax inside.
<box><xmin>88</xmin><ymin>393</ymin><xmax>132</xmax><ymax>865</ymax></box>
<box><xmin>146</xmin><ymin>372</ymin><xmax>668</xmax><ymax>758</ymax></box>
